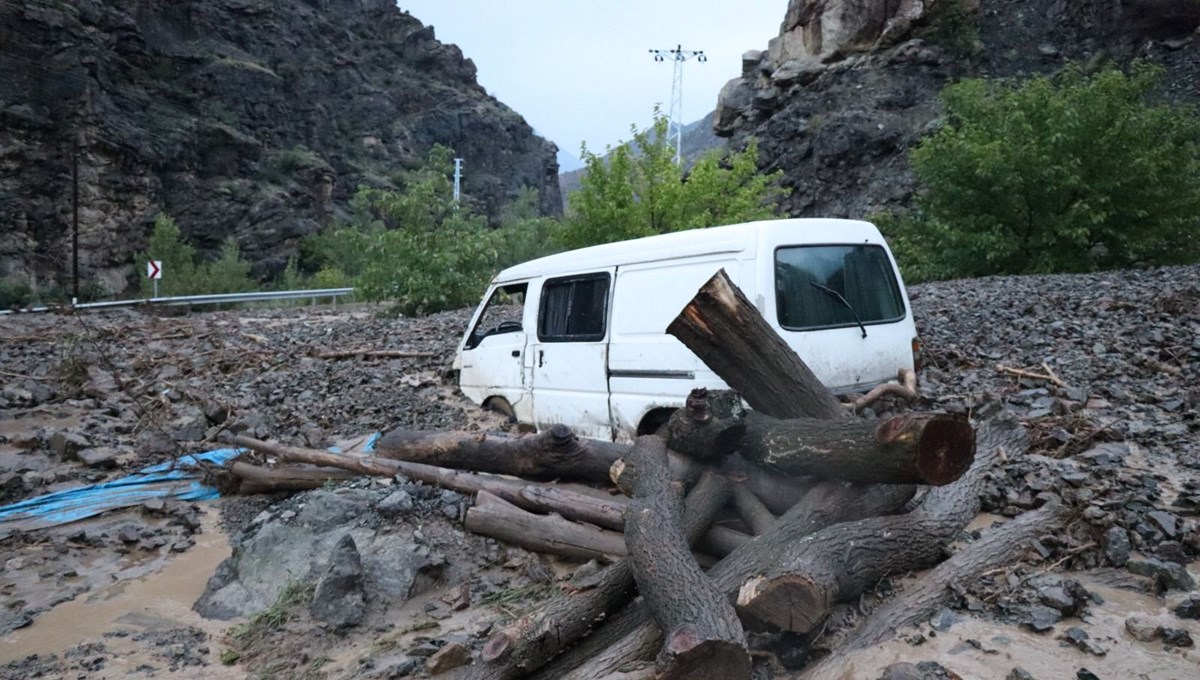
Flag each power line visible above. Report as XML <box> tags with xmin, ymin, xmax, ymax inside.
<box><xmin>648</xmin><ymin>44</ymin><xmax>706</xmax><ymax>165</ymax></box>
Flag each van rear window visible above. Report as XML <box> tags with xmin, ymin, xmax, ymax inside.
<box><xmin>538</xmin><ymin>273</ymin><xmax>610</xmax><ymax>341</ymax></box>
<box><xmin>775</xmin><ymin>245</ymin><xmax>905</xmax><ymax>331</ymax></box>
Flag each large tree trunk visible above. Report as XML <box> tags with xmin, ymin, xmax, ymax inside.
<box><xmin>215</xmin><ymin>461</ymin><xmax>360</xmax><ymax>495</ymax></box>
<box><xmin>738</xmin><ymin>411</ymin><xmax>975</xmax><ymax>486</ymax></box>
<box><xmin>375</xmin><ymin>424</ymin><xmax>626</xmax><ymax>483</ymax></box>
<box><xmin>459</xmin><ymin>472</ymin><xmax>732</xmax><ymax>680</ymax></box>
<box><xmin>666</xmin><ymin>269</ymin><xmax>848</xmax><ymax>420</ymax></box>
<box><xmin>734</xmin><ymin>418</ymin><xmax>1021</xmax><ymax>633</ymax></box>
<box><xmin>622</xmin><ymin>437</ymin><xmax>750</xmax><ymax>680</ymax></box>
<box><xmin>534</xmin><ymin>481</ymin><xmax>918</xmax><ymax>680</ymax></box>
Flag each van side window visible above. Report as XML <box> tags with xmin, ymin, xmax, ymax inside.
<box><xmin>538</xmin><ymin>273</ymin><xmax>610</xmax><ymax>342</ymax></box>
<box><xmin>775</xmin><ymin>245</ymin><xmax>905</xmax><ymax>330</ymax></box>
<box><xmin>465</xmin><ymin>283</ymin><xmax>527</xmax><ymax>349</ymax></box>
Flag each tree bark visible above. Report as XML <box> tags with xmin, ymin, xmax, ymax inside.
<box><xmin>622</xmin><ymin>437</ymin><xmax>750</xmax><ymax>680</ymax></box>
<box><xmin>459</xmin><ymin>472</ymin><xmax>732</xmax><ymax>680</ymax></box>
<box><xmin>664</xmin><ymin>388</ymin><xmax>748</xmax><ymax>460</ymax></box>
<box><xmin>730</xmin><ymin>484</ymin><xmax>775</xmax><ymax>535</ymax></box>
<box><xmin>519</xmin><ymin>486</ymin><xmax>627</xmax><ymax>531</ymax></box>
<box><xmin>375</xmin><ymin>424</ymin><xmax>626</xmax><ymax>483</ymax></box>
<box><xmin>833</xmin><ymin>502</ymin><xmax>1071</xmax><ymax>654</ymax></box>
<box><xmin>665</xmin><ymin>269</ymin><xmax>847</xmax><ymax>420</ymax></box>
<box><xmin>465</xmin><ymin>491</ymin><xmax>628</xmax><ymax>562</ymax></box>
<box><xmin>734</xmin><ymin>418</ymin><xmax>1023</xmax><ymax>634</ymax></box>
<box><xmin>738</xmin><ymin>411</ymin><xmax>976</xmax><ymax>486</ymax></box>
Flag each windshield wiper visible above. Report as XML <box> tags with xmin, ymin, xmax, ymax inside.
<box><xmin>810</xmin><ymin>282</ymin><xmax>867</xmax><ymax>338</ymax></box>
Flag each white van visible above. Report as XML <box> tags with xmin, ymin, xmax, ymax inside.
<box><xmin>453</xmin><ymin>218</ymin><xmax>919</xmax><ymax>442</ymax></box>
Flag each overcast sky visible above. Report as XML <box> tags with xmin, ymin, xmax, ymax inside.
<box><xmin>397</xmin><ymin>1</ymin><xmax>786</xmax><ymax>165</ymax></box>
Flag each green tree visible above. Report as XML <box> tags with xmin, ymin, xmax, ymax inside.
<box><xmin>562</xmin><ymin>112</ymin><xmax>786</xmax><ymax>249</ymax></box>
<box><xmin>891</xmin><ymin>64</ymin><xmax>1200</xmax><ymax>280</ymax></box>
<box><xmin>202</xmin><ymin>236</ymin><xmax>254</xmax><ymax>294</ymax></box>
<box><xmin>137</xmin><ymin>213</ymin><xmax>201</xmax><ymax>296</ymax></box>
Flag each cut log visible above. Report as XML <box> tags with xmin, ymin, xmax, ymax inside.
<box><xmin>622</xmin><ymin>436</ymin><xmax>750</xmax><ymax>680</ymax></box>
<box><xmin>738</xmin><ymin>411</ymin><xmax>975</xmax><ymax>486</ymax></box>
<box><xmin>698</xmin><ymin>525</ymin><xmax>752</xmax><ymax>557</ymax></box>
<box><xmin>536</xmin><ymin>480</ymin><xmax>917</xmax><ymax>680</ymax></box>
<box><xmin>666</xmin><ymin>269</ymin><xmax>847</xmax><ymax>420</ymax></box>
<box><xmin>466</xmin><ymin>491</ymin><xmax>628</xmax><ymax>561</ymax></box>
<box><xmin>716</xmin><ymin>454</ymin><xmax>813</xmax><ymax>515</ymax></box>
<box><xmin>730</xmin><ymin>484</ymin><xmax>775</xmax><ymax>535</ymax></box>
<box><xmin>216</xmin><ymin>461</ymin><xmax>359</xmax><ymax>495</ymax></box>
<box><xmin>519</xmin><ymin>486</ymin><xmax>627</xmax><ymax>531</ymax></box>
<box><xmin>460</xmin><ymin>472</ymin><xmax>732</xmax><ymax>680</ymax></box>
<box><xmin>664</xmin><ymin>388</ymin><xmax>747</xmax><ymax>460</ymax></box>
<box><xmin>375</xmin><ymin>424</ymin><xmax>626</xmax><ymax>483</ymax></box>
<box><xmin>834</xmin><ymin>502</ymin><xmax>1071</xmax><ymax>653</ymax></box>
<box><xmin>734</xmin><ymin>418</ymin><xmax>1021</xmax><ymax>634</ymax></box>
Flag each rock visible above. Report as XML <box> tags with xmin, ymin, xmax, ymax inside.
<box><xmin>1146</xmin><ymin>511</ymin><xmax>1179</xmax><ymax>538</ymax></box>
<box><xmin>1173</xmin><ymin>593</ymin><xmax>1200</xmax><ymax>620</ymax></box>
<box><xmin>1100</xmin><ymin>526</ymin><xmax>1132</xmax><ymax>567</ymax></box>
<box><xmin>1153</xmin><ymin>541</ymin><xmax>1190</xmax><ymax>565</ymax></box>
<box><xmin>117</xmin><ymin>525</ymin><xmax>140</xmax><ymax>543</ymax></box>
<box><xmin>1076</xmin><ymin>670</ymin><xmax>1100</xmax><ymax>680</ymax></box>
<box><xmin>929</xmin><ymin>607</ymin><xmax>958</xmax><ymax>632</ymax></box>
<box><xmin>425</xmin><ymin>642</ymin><xmax>470</xmax><ymax>675</ymax></box>
<box><xmin>377</xmin><ymin>489</ymin><xmax>415</xmax><ymax>517</ymax></box>
<box><xmin>309</xmin><ymin>534</ymin><xmax>366</xmax><ymax>629</ymax></box>
<box><xmin>1160</xmin><ymin>627</ymin><xmax>1194</xmax><ymax>647</ymax></box>
<box><xmin>1007</xmin><ymin>670</ymin><xmax>1036</xmax><ymax>680</ymax></box>
<box><xmin>1015</xmin><ymin>604</ymin><xmax>1063</xmax><ymax>632</ymax></box>
<box><xmin>1060</xmin><ymin>626</ymin><xmax>1106</xmax><ymax>656</ymax></box>
<box><xmin>1124</xmin><ymin>615</ymin><xmax>1161</xmax><ymax>642</ymax></box>
<box><xmin>1126</xmin><ymin>558</ymin><xmax>1196</xmax><ymax>591</ymax></box>
<box><xmin>76</xmin><ymin>447</ymin><xmax>117</xmax><ymax>468</ymax></box>
<box><xmin>875</xmin><ymin>661</ymin><xmax>959</xmax><ymax>679</ymax></box>
<box><xmin>49</xmin><ymin>431</ymin><xmax>91</xmax><ymax>460</ymax></box>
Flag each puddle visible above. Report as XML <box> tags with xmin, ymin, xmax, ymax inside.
<box><xmin>800</xmin><ymin>575</ymin><xmax>1200</xmax><ymax>679</ymax></box>
<box><xmin>0</xmin><ymin>507</ymin><xmax>237</xmax><ymax>666</ymax></box>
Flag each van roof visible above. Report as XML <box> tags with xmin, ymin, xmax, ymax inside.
<box><xmin>494</xmin><ymin>218</ymin><xmax>885</xmax><ymax>282</ymax></box>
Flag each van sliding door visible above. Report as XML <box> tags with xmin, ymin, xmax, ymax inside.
<box><xmin>530</xmin><ymin>270</ymin><xmax>614</xmax><ymax>440</ymax></box>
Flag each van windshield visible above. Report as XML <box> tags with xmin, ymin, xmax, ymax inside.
<box><xmin>775</xmin><ymin>245</ymin><xmax>905</xmax><ymax>331</ymax></box>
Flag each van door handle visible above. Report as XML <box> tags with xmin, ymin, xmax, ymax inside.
<box><xmin>511</xmin><ymin>350</ymin><xmax>520</xmax><ymax>358</ymax></box>
<box><xmin>538</xmin><ymin>350</ymin><xmax>545</xmax><ymax>367</ymax></box>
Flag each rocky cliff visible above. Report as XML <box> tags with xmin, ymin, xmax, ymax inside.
<box><xmin>0</xmin><ymin>0</ymin><xmax>561</xmax><ymax>293</ymax></box>
<box><xmin>715</xmin><ymin>0</ymin><xmax>1200</xmax><ymax>219</ymax></box>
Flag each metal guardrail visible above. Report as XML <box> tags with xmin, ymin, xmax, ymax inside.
<box><xmin>0</xmin><ymin>288</ymin><xmax>355</xmax><ymax>315</ymax></box>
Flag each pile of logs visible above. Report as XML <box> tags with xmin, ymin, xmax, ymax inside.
<box><xmin>215</xmin><ymin>270</ymin><xmax>1068</xmax><ymax>679</ymax></box>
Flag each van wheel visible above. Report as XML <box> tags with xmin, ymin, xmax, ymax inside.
<box><xmin>637</xmin><ymin>408</ymin><xmax>675</xmax><ymax>436</ymax></box>
<box><xmin>485</xmin><ymin>397</ymin><xmax>516</xmax><ymax>423</ymax></box>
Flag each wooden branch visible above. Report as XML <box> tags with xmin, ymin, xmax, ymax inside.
<box><xmin>666</xmin><ymin>268</ymin><xmax>848</xmax><ymax>420</ymax></box>
<box><xmin>664</xmin><ymin>389</ymin><xmax>747</xmax><ymax>460</ymax></box>
<box><xmin>622</xmin><ymin>437</ymin><xmax>750</xmax><ymax>680</ymax></box>
<box><xmin>217</xmin><ymin>461</ymin><xmax>359</xmax><ymax>495</ymax></box>
<box><xmin>738</xmin><ymin>411</ymin><xmax>975</xmax><ymax>486</ymax></box>
<box><xmin>462</xmin><ymin>472</ymin><xmax>732</xmax><ymax>680</ymax></box>
<box><xmin>519</xmin><ymin>486</ymin><xmax>627</xmax><ymax>531</ymax></box>
<box><xmin>996</xmin><ymin>363</ymin><xmax>1066</xmax><ymax>387</ymax></box>
<box><xmin>730</xmin><ymin>484</ymin><xmax>775</xmax><ymax>535</ymax></box>
<box><xmin>845</xmin><ymin>367</ymin><xmax>919</xmax><ymax>413</ymax></box>
<box><xmin>375</xmin><ymin>425</ymin><xmax>627</xmax><ymax>483</ymax></box>
<box><xmin>699</xmin><ymin>525</ymin><xmax>753</xmax><ymax>557</ymax></box>
<box><xmin>466</xmin><ymin>491</ymin><xmax>627</xmax><ymax>561</ymax></box>
<box><xmin>833</xmin><ymin>502</ymin><xmax>1071</xmax><ymax>653</ymax></box>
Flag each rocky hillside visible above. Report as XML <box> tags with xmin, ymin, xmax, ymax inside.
<box><xmin>715</xmin><ymin>0</ymin><xmax>1200</xmax><ymax>218</ymax></box>
<box><xmin>0</xmin><ymin>0</ymin><xmax>561</xmax><ymax>293</ymax></box>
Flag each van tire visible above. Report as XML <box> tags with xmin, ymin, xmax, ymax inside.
<box><xmin>484</xmin><ymin>397</ymin><xmax>517</xmax><ymax>423</ymax></box>
<box><xmin>637</xmin><ymin>408</ymin><xmax>675</xmax><ymax>436</ymax></box>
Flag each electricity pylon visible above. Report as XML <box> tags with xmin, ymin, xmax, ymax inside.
<box><xmin>648</xmin><ymin>44</ymin><xmax>706</xmax><ymax>165</ymax></box>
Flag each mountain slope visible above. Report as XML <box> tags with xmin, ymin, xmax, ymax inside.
<box><xmin>0</xmin><ymin>0</ymin><xmax>561</xmax><ymax>292</ymax></box>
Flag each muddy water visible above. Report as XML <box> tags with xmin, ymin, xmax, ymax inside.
<box><xmin>0</xmin><ymin>509</ymin><xmax>238</xmax><ymax>670</ymax></box>
<box><xmin>801</xmin><ymin>576</ymin><xmax>1200</xmax><ymax>680</ymax></box>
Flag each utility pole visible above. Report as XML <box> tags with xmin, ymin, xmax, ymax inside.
<box><xmin>452</xmin><ymin>157</ymin><xmax>463</xmax><ymax>204</ymax></box>
<box><xmin>71</xmin><ymin>131</ymin><xmax>80</xmax><ymax>305</ymax></box>
<box><xmin>648</xmin><ymin>44</ymin><xmax>706</xmax><ymax>165</ymax></box>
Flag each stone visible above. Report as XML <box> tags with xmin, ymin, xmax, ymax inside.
<box><xmin>377</xmin><ymin>489</ymin><xmax>415</xmax><ymax>517</ymax></box>
<box><xmin>49</xmin><ymin>431</ymin><xmax>91</xmax><ymax>460</ymax></box>
<box><xmin>1100</xmin><ymin>526</ymin><xmax>1132</xmax><ymax>567</ymax></box>
<box><xmin>425</xmin><ymin>642</ymin><xmax>470</xmax><ymax>675</ymax></box>
<box><xmin>1126</xmin><ymin>558</ymin><xmax>1196</xmax><ymax>591</ymax></box>
<box><xmin>309</xmin><ymin>534</ymin><xmax>366</xmax><ymax>629</ymax></box>
<box><xmin>1015</xmin><ymin>604</ymin><xmax>1063</xmax><ymax>632</ymax></box>
<box><xmin>1076</xmin><ymin>670</ymin><xmax>1100</xmax><ymax>680</ymax></box>
<box><xmin>1007</xmin><ymin>670</ymin><xmax>1036</xmax><ymax>680</ymax></box>
<box><xmin>1146</xmin><ymin>511</ymin><xmax>1179</xmax><ymax>538</ymax></box>
<box><xmin>117</xmin><ymin>525</ymin><xmax>140</xmax><ymax>543</ymax></box>
<box><xmin>1154</xmin><ymin>541</ymin><xmax>1189</xmax><ymax>565</ymax></box>
<box><xmin>1124</xmin><ymin>615</ymin><xmax>1160</xmax><ymax>642</ymax></box>
<box><xmin>875</xmin><ymin>661</ymin><xmax>958</xmax><ymax>679</ymax></box>
<box><xmin>1173</xmin><ymin>593</ymin><xmax>1200</xmax><ymax>620</ymax></box>
<box><xmin>1160</xmin><ymin>628</ymin><xmax>1194</xmax><ymax>647</ymax></box>
<box><xmin>76</xmin><ymin>448</ymin><xmax>117</xmax><ymax>468</ymax></box>
<box><xmin>1061</xmin><ymin>626</ymin><xmax>1106</xmax><ymax>656</ymax></box>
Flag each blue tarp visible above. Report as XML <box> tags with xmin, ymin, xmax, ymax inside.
<box><xmin>0</xmin><ymin>431</ymin><xmax>383</xmax><ymax>534</ymax></box>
